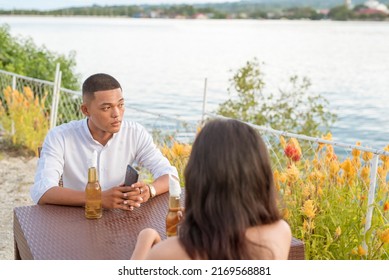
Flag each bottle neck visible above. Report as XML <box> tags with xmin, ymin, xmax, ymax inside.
<box><xmin>88</xmin><ymin>167</ymin><xmax>97</xmax><ymax>183</ymax></box>
<box><xmin>168</xmin><ymin>195</ymin><xmax>180</xmax><ymax>210</ymax></box>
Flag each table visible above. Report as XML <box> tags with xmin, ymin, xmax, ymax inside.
<box><xmin>14</xmin><ymin>192</ymin><xmax>304</xmax><ymax>260</ymax></box>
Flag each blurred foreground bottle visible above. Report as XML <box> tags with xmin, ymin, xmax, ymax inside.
<box><xmin>85</xmin><ymin>151</ymin><xmax>102</xmax><ymax>219</ymax></box>
<box><xmin>166</xmin><ymin>174</ymin><xmax>181</xmax><ymax>237</ymax></box>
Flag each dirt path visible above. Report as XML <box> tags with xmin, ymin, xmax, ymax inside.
<box><xmin>0</xmin><ymin>153</ymin><xmax>36</xmax><ymax>260</ymax></box>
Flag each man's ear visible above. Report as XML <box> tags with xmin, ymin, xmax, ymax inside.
<box><xmin>81</xmin><ymin>104</ymin><xmax>90</xmax><ymax>117</ymax></box>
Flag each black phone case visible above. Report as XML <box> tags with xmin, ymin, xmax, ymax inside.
<box><xmin>124</xmin><ymin>164</ymin><xmax>139</xmax><ymax>186</ymax></box>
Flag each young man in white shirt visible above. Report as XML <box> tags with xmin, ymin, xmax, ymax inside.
<box><xmin>31</xmin><ymin>73</ymin><xmax>178</xmax><ymax>210</ymax></box>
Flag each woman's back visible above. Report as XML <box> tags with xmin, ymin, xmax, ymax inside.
<box><xmin>144</xmin><ymin>219</ymin><xmax>291</xmax><ymax>260</ymax></box>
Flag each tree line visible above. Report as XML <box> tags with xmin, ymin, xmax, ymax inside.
<box><xmin>0</xmin><ymin>3</ymin><xmax>388</xmax><ymax>21</ymax></box>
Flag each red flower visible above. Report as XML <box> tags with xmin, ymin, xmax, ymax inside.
<box><xmin>384</xmin><ymin>202</ymin><xmax>389</xmax><ymax>212</ymax></box>
<box><xmin>284</xmin><ymin>144</ymin><xmax>301</xmax><ymax>162</ymax></box>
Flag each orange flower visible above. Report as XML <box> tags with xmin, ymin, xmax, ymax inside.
<box><xmin>362</xmin><ymin>150</ymin><xmax>374</xmax><ymax>162</ymax></box>
<box><xmin>302</xmin><ymin>200</ymin><xmax>316</xmax><ymax>219</ymax></box>
<box><xmin>352</xmin><ymin>142</ymin><xmax>361</xmax><ymax>158</ymax></box>
<box><xmin>357</xmin><ymin>245</ymin><xmax>367</xmax><ymax>256</ymax></box>
<box><xmin>384</xmin><ymin>202</ymin><xmax>389</xmax><ymax>212</ymax></box>
<box><xmin>379</xmin><ymin>228</ymin><xmax>389</xmax><ymax>244</ymax></box>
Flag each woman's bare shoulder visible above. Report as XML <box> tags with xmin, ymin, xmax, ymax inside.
<box><xmin>146</xmin><ymin>236</ymin><xmax>191</xmax><ymax>260</ymax></box>
<box><xmin>247</xmin><ymin>219</ymin><xmax>292</xmax><ymax>259</ymax></box>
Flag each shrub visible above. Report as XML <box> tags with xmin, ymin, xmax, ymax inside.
<box><xmin>0</xmin><ymin>86</ymin><xmax>49</xmax><ymax>156</ymax></box>
<box><xmin>217</xmin><ymin>58</ymin><xmax>336</xmax><ymax>137</ymax></box>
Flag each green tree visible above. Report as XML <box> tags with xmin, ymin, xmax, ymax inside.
<box><xmin>0</xmin><ymin>24</ymin><xmax>80</xmax><ymax>90</ymax></box>
<box><xmin>328</xmin><ymin>5</ymin><xmax>354</xmax><ymax>21</ymax></box>
<box><xmin>217</xmin><ymin>58</ymin><xmax>336</xmax><ymax>137</ymax></box>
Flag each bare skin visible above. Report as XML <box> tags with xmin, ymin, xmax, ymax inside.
<box><xmin>131</xmin><ymin>220</ymin><xmax>292</xmax><ymax>260</ymax></box>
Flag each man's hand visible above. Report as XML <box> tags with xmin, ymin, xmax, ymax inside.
<box><xmin>102</xmin><ymin>182</ymin><xmax>150</xmax><ymax>210</ymax></box>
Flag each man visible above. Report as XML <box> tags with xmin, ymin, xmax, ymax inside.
<box><xmin>31</xmin><ymin>73</ymin><xmax>178</xmax><ymax>210</ymax></box>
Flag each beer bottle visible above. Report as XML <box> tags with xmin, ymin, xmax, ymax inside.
<box><xmin>166</xmin><ymin>174</ymin><xmax>181</xmax><ymax>237</ymax></box>
<box><xmin>85</xmin><ymin>151</ymin><xmax>102</xmax><ymax>219</ymax></box>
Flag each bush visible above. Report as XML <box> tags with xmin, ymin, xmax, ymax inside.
<box><xmin>0</xmin><ymin>24</ymin><xmax>80</xmax><ymax>90</ymax></box>
<box><xmin>217</xmin><ymin>58</ymin><xmax>336</xmax><ymax>137</ymax></box>
<box><xmin>0</xmin><ymin>86</ymin><xmax>49</xmax><ymax>156</ymax></box>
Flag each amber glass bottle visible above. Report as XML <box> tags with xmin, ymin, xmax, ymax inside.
<box><xmin>85</xmin><ymin>167</ymin><xmax>102</xmax><ymax>219</ymax></box>
<box><xmin>166</xmin><ymin>175</ymin><xmax>181</xmax><ymax>237</ymax></box>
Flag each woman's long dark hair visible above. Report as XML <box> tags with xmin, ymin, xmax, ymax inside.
<box><xmin>179</xmin><ymin>119</ymin><xmax>281</xmax><ymax>259</ymax></box>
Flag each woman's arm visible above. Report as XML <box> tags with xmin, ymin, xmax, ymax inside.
<box><xmin>131</xmin><ymin>228</ymin><xmax>161</xmax><ymax>260</ymax></box>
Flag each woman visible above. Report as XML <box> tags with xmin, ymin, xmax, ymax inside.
<box><xmin>131</xmin><ymin>118</ymin><xmax>291</xmax><ymax>260</ymax></box>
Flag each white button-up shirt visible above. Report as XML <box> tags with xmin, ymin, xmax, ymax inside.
<box><xmin>31</xmin><ymin>118</ymin><xmax>178</xmax><ymax>204</ymax></box>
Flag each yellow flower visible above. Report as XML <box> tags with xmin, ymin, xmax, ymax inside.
<box><xmin>379</xmin><ymin>228</ymin><xmax>389</xmax><ymax>244</ymax></box>
<box><xmin>360</xmin><ymin>166</ymin><xmax>370</xmax><ymax>185</ymax></box>
<box><xmin>378</xmin><ymin>166</ymin><xmax>387</xmax><ymax>184</ymax></box>
<box><xmin>282</xmin><ymin>208</ymin><xmax>290</xmax><ymax>220</ymax></box>
<box><xmin>352</xmin><ymin>141</ymin><xmax>361</xmax><ymax>158</ymax></box>
<box><xmin>317</xmin><ymin>132</ymin><xmax>332</xmax><ymax>151</ymax></box>
<box><xmin>317</xmin><ymin>186</ymin><xmax>323</xmax><ymax>196</ymax></box>
<box><xmin>335</xmin><ymin>226</ymin><xmax>342</xmax><ymax>238</ymax></box>
<box><xmin>302</xmin><ymin>184</ymin><xmax>311</xmax><ymax>198</ymax></box>
<box><xmin>362</xmin><ymin>150</ymin><xmax>374</xmax><ymax>162</ymax></box>
<box><xmin>357</xmin><ymin>245</ymin><xmax>367</xmax><ymax>256</ymax></box>
<box><xmin>273</xmin><ymin>170</ymin><xmax>280</xmax><ymax>191</ymax></box>
<box><xmin>340</xmin><ymin>158</ymin><xmax>352</xmax><ymax>174</ymax></box>
<box><xmin>302</xmin><ymin>199</ymin><xmax>316</xmax><ymax>219</ymax></box>
<box><xmin>302</xmin><ymin>219</ymin><xmax>308</xmax><ymax>232</ymax></box>
<box><xmin>279</xmin><ymin>172</ymin><xmax>287</xmax><ymax>184</ymax></box>
<box><xmin>329</xmin><ymin>160</ymin><xmax>340</xmax><ymax>177</ymax></box>
<box><xmin>279</xmin><ymin>135</ymin><xmax>286</xmax><ymax>149</ymax></box>
<box><xmin>286</xmin><ymin>164</ymin><xmax>300</xmax><ymax>183</ymax></box>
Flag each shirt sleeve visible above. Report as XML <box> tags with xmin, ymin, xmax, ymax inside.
<box><xmin>134</xmin><ymin>125</ymin><xmax>178</xmax><ymax>181</ymax></box>
<box><xmin>30</xmin><ymin>129</ymin><xmax>65</xmax><ymax>204</ymax></box>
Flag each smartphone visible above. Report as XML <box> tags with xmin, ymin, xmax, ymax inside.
<box><xmin>124</xmin><ymin>164</ymin><xmax>139</xmax><ymax>186</ymax></box>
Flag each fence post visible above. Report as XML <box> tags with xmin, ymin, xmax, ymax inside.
<box><xmin>363</xmin><ymin>154</ymin><xmax>379</xmax><ymax>251</ymax></box>
<box><xmin>50</xmin><ymin>63</ymin><xmax>61</xmax><ymax>129</ymax></box>
<box><xmin>201</xmin><ymin>77</ymin><xmax>208</xmax><ymax>124</ymax></box>
<box><xmin>12</xmin><ymin>75</ymin><xmax>16</xmax><ymax>90</ymax></box>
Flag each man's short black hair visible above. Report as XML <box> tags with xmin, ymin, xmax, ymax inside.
<box><xmin>82</xmin><ymin>73</ymin><xmax>122</xmax><ymax>99</ymax></box>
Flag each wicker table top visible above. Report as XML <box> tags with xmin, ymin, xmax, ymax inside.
<box><xmin>14</xmin><ymin>192</ymin><xmax>304</xmax><ymax>260</ymax></box>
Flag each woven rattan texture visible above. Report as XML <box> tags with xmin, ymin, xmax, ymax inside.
<box><xmin>14</xmin><ymin>192</ymin><xmax>304</xmax><ymax>260</ymax></box>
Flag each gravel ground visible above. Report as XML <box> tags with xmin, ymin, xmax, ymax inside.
<box><xmin>0</xmin><ymin>150</ymin><xmax>37</xmax><ymax>260</ymax></box>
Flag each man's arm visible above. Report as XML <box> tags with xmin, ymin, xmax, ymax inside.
<box><xmin>38</xmin><ymin>187</ymin><xmax>85</xmax><ymax>206</ymax></box>
<box><xmin>39</xmin><ymin>185</ymin><xmax>145</xmax><ymax>210</ymax></box>
<box><xmin>150</xmin><ymin>174</ymin><xmax>170</xmax><ymax>196</ymax></box>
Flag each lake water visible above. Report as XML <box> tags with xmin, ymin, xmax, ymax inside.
<box><xmin>1</xmin><ymin>16</ymin><xmax>389</xmax><ymax>149</ymax></box>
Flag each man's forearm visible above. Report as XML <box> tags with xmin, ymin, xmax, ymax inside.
<box><xmin>152</xmin><ymin>174</ymin><xmax>179</xmax><ymax>196</ymax></box>
<box><xmin>38</xmin><ymin>186</ymin><xmax>86</xmax><ymax>206</ymax></box>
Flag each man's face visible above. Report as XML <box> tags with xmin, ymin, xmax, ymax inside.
<box><xmin>82</xmin><ymin>88</ymin><xmax>125</xmax><ymax>135</ymax></box>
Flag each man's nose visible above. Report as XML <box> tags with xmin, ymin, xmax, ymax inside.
<box><xmin>112</xmin><ymin>106</ymin><xmax>120</xmax><ymax>118</ymax></box>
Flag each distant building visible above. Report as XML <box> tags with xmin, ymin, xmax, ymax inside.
<box><xmin>363</xmin><ymin>0</ymin><xmax>389</xmax><ymax>14</ymax></box>
<box><xmin>355</xmin><ymin>0</ymin><xmax>389</xmax><ymax>15</ymax></box>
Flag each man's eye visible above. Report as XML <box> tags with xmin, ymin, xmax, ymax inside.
<box><xmin>118</xmin><ymin>103</ymin><xmax>124</xmax><ymax>108</ymax></box>
<box><xmin>102</xmin><ymin>107</ymin><xmax>110</xmax><ymax>111</ymax></box>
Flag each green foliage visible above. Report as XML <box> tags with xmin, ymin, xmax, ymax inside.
<box><xmin>0</xmin><ymin>24</ymin><xmax>80</xmax><ymax>90</ymax></box>
<box><xmin>328</xmin><ymin>5</ymin><xmax>355</xmax><ymax>21</ymax></box>
<box><xmin>217</xmin><ymin>58</ymin><xmax>337</xmax><ymax>137</ymax></box>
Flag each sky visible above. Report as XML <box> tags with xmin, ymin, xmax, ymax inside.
<box><xmin>0</xmin><ymin>0</ymin><xmax>240</xmax><ymax>11</ymax></box>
